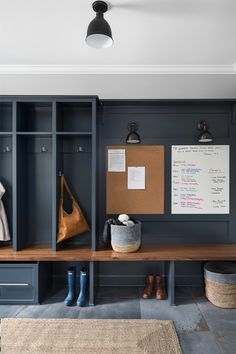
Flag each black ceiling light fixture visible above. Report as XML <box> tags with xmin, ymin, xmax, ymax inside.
<box><xmin>197</xmin><ymin>120</ymin><xmax>213</xmax><ymax>143</ymax></box>
<box><xmin>86</xmin><ymin>1</ymin><xmax>113</xmax><ymax>48</ymax></box>
<box><xmin>126</xmin><ymin>122</ymin><xmax>141</xmax><ymax>144</ymax></box>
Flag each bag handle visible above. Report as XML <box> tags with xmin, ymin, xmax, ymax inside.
<box><xmin>60</xmin><ymin>175</ymin><xmax>76</xmax><ymax>202</ymax></box>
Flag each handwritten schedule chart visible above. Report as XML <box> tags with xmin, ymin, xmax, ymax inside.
<box><xmin>171</xmin><ymin>145</ymin><xmax>229</xmax><ymax>214</ymax></box>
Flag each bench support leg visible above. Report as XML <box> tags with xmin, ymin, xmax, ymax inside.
<box><xmin>167</xmin><ymin>261</ymin><xmax>175</xmax><ymax>306</ymax></box>
<box><xmin>89</xmin><ymin>261</ymin><xmax>95</xmax><ymax>306</ymax></box>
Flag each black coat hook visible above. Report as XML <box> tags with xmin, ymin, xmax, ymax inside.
<box><xmin>41</xmin><ymin>146</ymin><xmax>48</xmax><ymax>153</ymax></box>
<box><xmin>3</xmin><ymin>146</ymin><xmax>11</xmax><ymax>153</ymax></box>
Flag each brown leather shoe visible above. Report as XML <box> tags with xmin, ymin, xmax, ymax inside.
<box><xmin>155</xmin><ymin>275</ymin><xmax>166</xmax><ymax>300</ymax></box>
<box><xmin>143</xmin><ymin>274</ymin><xmax>154</xmax><ymax>299</ymax></box>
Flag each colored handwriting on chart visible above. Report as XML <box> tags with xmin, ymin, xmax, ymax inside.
<box><xmin>172</xmin><ymin>161</ymin><xmax>203</xmax><ymax>210</ymax></box>
<box><xmin>171</xmin><ymin>145</ymin><xmax>229</xmax><ymax>214</ymax></box>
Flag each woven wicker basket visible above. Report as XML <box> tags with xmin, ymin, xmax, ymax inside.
<box><xmin>204</xmin><ymin>262</ymin><xmax>236</xmax><ymax>308</ymax></box>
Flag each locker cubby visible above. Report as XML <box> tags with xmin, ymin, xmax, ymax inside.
<box><xmin>56</xmin><ymin>102</ymin><xmax>92</xmax><ymax>133</ymax></box>
<box><xmin>17</xmin><ymin>102</ymin><xmax>52</xmax><ymax>132</ymax></box>
<box><xmin>0</xmin><ymin>136</ymin><xmax>13</xmax><ymax>244</ymax></box>
<box><xmin>56</xmin><ymin>135</ymin><xmax>92</xmax><ymax>248</ymax></box>
<box><xmin>16</xmin><ymin>135</ymin><xmax>53</xmax><ymax>249</ymax></box>
<box><xmin>0</xmin><ymin>103</ymin><xmax>12</xmax><ymax>132</ymax></box>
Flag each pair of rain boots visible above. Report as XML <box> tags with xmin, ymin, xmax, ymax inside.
<box><xmin>64</xmin><ymin>267</ymin><xmax>88</xmax><ymax>307</ymax></box>
<box><xmin>143</xmin><ymin>274</ymin><xmax>166</xmax><ymax>300</ymax></box>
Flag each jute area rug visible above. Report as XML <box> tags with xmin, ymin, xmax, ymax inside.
<box><xmin>0</xmin><ymin>319</ymin><xmax>182</xmax><ymax>354</ymax></box>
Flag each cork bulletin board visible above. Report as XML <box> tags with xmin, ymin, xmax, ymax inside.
<box><xmin>106</xmin><ymin>145</ymin><xmax>164</xmax><ymax>214</ymax></box>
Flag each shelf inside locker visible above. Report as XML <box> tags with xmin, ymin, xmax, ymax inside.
<box><xmin>56</xmin><ymin>102</ymin><xmax>92</xmax><ymax>133</ymax></box>
<box><xmin>17</xmin><ymin>102</ymin><xmax>52</xmax><ymax>132</ymax></box>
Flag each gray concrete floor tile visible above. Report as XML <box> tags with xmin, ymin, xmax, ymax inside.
<box><xmin>1</xmin><ymin>285</ymin><xmax>236</xmax><ymax>353</ymax></box>
<box><xmin>179</xmin><ymin>332</ymin><xmax>222</xmax><ymax>354</ymax></box>
<box><xmin>195</xmin><ymin>297</ymin><xmax>236</xmax><ymax>332</ymax></box>
<box><xmin>15</xmin><ymin>302</ymin><xmax>82</xmax><ymax>319</ymax></box>
<box><xmin>140</xmin><ymin>297</ymin><xmax>209</xmax><ymax>334</ymax></box>
<box><xmin>195</xmin><ymin>296</ymin><xmax>236</xmax><ymax>353</ymax></box>
<box><xmin>212</xmin><ymin>331</ymin><xmax>236</xmax><ymax>354</ymax></box>
<box><xmin>0</xmin><ymin>305</ymin><xmax>23</xmax><ymax>318</ymax></box>
<box><xmin>79</xmin><ymin>298</ymin><xmax>141</xmax><ymax>319</ymax></box>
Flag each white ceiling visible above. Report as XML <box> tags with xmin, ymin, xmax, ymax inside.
<box><xmin>0</xmin><ymin>0</ymin><xmax>236</xmax><ymax>74</ymax></box>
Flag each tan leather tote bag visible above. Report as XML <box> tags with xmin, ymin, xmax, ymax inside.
<box><xmin>57</xmin><ymin>175</ymin><xmax>90</xmax><ymax>243</ymax></box>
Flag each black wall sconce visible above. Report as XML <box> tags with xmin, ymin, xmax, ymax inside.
<box><xmin>126</xmin><ymin>122</ymin><xmax>141</xmax><ymax>144</ymax></box>
<box><xmin>86</xmin><ymin>1</ymin><xmax>113</xmax><ymax>48</ymax></box>
<box><xmin>197</xmin><ymin>120</ymin><xmax>213</xmax><ymax>143</ymax></box>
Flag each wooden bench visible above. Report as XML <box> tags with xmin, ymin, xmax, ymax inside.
<box><xmin>92</xmin><ymin>244</ymin><xmax>236</xmax><ymax>305</ymax></box>
<box><xmin>0</xmin><ymin>244</ymin><xmax>235</xmax><ymax>305</ymax></box>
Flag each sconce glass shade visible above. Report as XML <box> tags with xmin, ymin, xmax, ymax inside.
<box><xmin>126</xmin><ymin>132</ymin><xmax>141</xmax><ymax>144</ymax></box>
<box><xmin>197</xmin><ymin>121</ymin><xmax>213</xmax><ymax>143</ymax></box>
<box><xmin>86</xmin><ymin>1</ymin><xmax>113</xmax><ymax>48</ymax></box>
<box><xmin>86</xmin><ymin>33</ymin><xmax>113</xmax><ymax>49</ymax></box>
<box><xmin>126</xmin><ymin>122</ymin><xmax>141</xmax><ymax>144</ymax></box>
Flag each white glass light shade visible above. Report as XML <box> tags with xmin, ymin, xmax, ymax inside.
<box><xmin>198</xmin><ymin>137</ymin><xmax>213</xmax><ymax>143</ymax></box>
<box><xmin>86</xmin><ymin>34</ymin><xmax>113</xmax><ymax>48</ymax></box>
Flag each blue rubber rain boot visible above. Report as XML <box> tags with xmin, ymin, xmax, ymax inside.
<box><xmin>64</xmin><ymin>266</ymin><xmax>76</xmax><ymax>306</ymax></box>
<box><xmin>76</xmin><ymin>267</ymin><xmax>88</xmax><ymax>307</ymax></box>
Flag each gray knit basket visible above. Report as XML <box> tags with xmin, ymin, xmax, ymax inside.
<box><xmin>111</xmin><ymin>221</ymin><xmax>141</xmax><ymax>253</ymax></box>
<box><xmin>204</xmin><ymin>262</ymin><xmax>236</xmax><ymax>308</ymax></box>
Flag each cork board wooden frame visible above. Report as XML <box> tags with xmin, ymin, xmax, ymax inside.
<box><xmin>106</xmin><ymin>145</ymin><xmax>164</xmax><ymax>214</ymax></box>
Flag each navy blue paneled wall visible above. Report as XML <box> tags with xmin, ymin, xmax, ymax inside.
<box><xmin>98</xmin><ymin>101</ymin><xmax>236</xmax><ymax>285</ymax></box>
